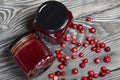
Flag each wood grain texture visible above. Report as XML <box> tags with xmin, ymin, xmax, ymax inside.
<box><xmin>0</xmin><ymin>0</ymin><xmax>120</xmax><ymax>80</ymax></box>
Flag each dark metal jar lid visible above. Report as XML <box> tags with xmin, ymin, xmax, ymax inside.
<box><xmin>35</xmin><ymin>1</ymin><xmax>69</xmax><ymax>33</ymax></box>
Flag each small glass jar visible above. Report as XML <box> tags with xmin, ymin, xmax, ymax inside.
<box><xmin>33</xmin><ymin>1</ymin><xmax>73</xmax><ymax>43</ymax></box>
<box><xmin>10</xmin><ymin>33</ymin><xmax>55</xmax><ymax>78</ymax></box>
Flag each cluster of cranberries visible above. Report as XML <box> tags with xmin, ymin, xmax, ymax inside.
<box><xmin>48</xmin><ymin>17</ymin><xmax>112</xmax><ymax>80</ymax></box>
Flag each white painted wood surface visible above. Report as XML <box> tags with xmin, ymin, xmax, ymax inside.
<box><xmin>0</xmin><ymin>0</ymin><xmax>120</xmax><ymax>80</ymax></box>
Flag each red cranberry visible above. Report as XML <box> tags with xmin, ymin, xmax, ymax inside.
<box><xmin>99</xmin><ymin>72</ymin><xmax>106</xmax><ymax>77</ymax></box>
<box><xmin>83</xmin><ymin>58</ymin><xmax>88</xmax><ymax>64</ymax></box>
<box><xmin>88</xmin><ymin>70</ymin><xmax>94</xmax><ymax>77</ymax></box>
<box><xmin>61</xmin><ymin>71</ymin><xmax>66</xmax><ymax>76</ymax></box>
<box><xmin>83</xmin><ymin>42</ymin><xmax>89</xmax><ymax>48</ymax></box>
<box><xmin>72</xmin><ymin>35</ymin><xmax>77</xmax><ymax>39</ymax></box>
<box><xmin>104</xmin><ymin>55</ymin><xmax>111</xmax><ymax>63</ymax></box>
<box><xmin>72</xmin><ymin>68</ymin><xmax>78</xmax><ymax>74</ymax></box>
<box><xmin>73</xmin><ymin>79</ymin><xmax>77</xmax><ymax>80</ymax></box>
<box><xmin>105</xmin><ymin>69</ymin><xmax>110</xmax><ymax>74</ymax></box>
<box><xmin>86</xmin><ymin>36</ymin><xmax>92</xmax><ymax>41</ymax></box>
<box><xmin>95</xmin><ymin>43</ymin><xmax>100</xmax><ymax>47</ymax></box>
<box><xmin>86</xmin><ymin>17</ymin><xmax>91</xmax><ymax>22</ymax></box>
<box><xmin>95</xmin><ymin>47</ymin><xmax>101</xmax><ymax>53</ymax></box>
<box><xmin>59</xmin><ymin>57</ymin><xmax>65</xmax><ymax>62</ymax></box>
<box><xmin>91</xmin><ymin>46</ymin><xmax>96</xmax><ymax>51</ymax></box>
<box><xmin>65</xmin><ymin>56</ymin><xmax>70</xmax><ymax>61</ymax></box>
<box><xmin>62</xmin><ymin>61</ymin><xmax>68</xmax><ymax>66</ymax></box>
<box><xmin>71</xmin><ymin>54</ymin><xmax>77</xmax><ymax>59</ymax></box>
<box><xmin>48</xmin><ymin>73</ymin><xmax>54</xmax><ymax>79</ymax></box>
<box><xmin>79</xmin><ymin>28</ymin><xmax>85</xmax><ymax>34</ymax></box>
<box><xmin>64</xmin><ymin>36</ymin><xmax>70</xmax><ymax>42</ymax></box>
<box><xmin>56</xmin><ymin>54</ymin><xmax>62</xmax><ymax>59</ymax></box>
<box><xmin>72</xmin><ymin>24</ymin><xmax>77</xmax><ymax>29</ymax></box>
<box><xmin>71</xmin><ymin>47</ymin><xmax>78</xmax><ymax>53</ymax></box>
<box><xmin>77</xmin><ymin>42</ymin><xmax>81</xmax><ymax>47</ymax></box>
<box><xmin>71</xmin><ymin>39</ymin><xmax>76</xmax><ymax>44</ymax></box>
<box><xmin>61</xmin><ymin>42</ymin><xmax>66</xmax><ymax>47</ymax></box>
<box><xmin>55</xmin><ymin>50</ymin><xmax>60</xmax><ymax>54</ymax></box>
<box><xmin>94</xmin><ymin>58</ymin><xmax>101</xmax><ymax>64</ymax></box>
<box><xmin>58</xmin><ymin>64</ymin><xmax>65</xmax><ymax>69</ymax></box>
<box><xmin>89</xmin><ymin>27</ymin><xmax>96</xmax><ymax>33</ymax></box>
<box><xmin>81</xmin><ymin>76</ymin><xmax>88</xmax><ymax>80</ymax></box>
<box><xmin>77</xmin><ymin>24</ymin><xmax>83</xmax><ymax>30</ymax></box>
<box><xmin>87</xmin><ymin>76</ymin><xmax>92</xmax><ymax>80</ymax></box>
<box><xmin>100</xmin><ymin>42</ymin><xmax>106</xmax><ymax>48</ymax></box>
<box><xmin>89</xmin><ymin>40</ymin><xmax>95</xmax><ymax>45</ymax></box>
<box><xmin>93</xmin><ymin>38</ymin><xmax>99</xmax><ymax>43</ymax></box>
<box><xmin>104</xmin><ymin>47</ymin><xmax>111</xmax><ymax>52</ymax></box>
<box><xmin>55</xmin><ymin>71</ymin><xmax>61</xmax><ymax>76</ymax></box>
<box><xmin>101</xmin><ymin>66</ymin><xmax>106</xmax><ymax>72</ymax></box>
<box><xmin>93</xmin><ymin>73</ymin><xmax>99</xmax><ymax>78</ymax></box>
<box><xmin>79</xmin><ymin>52</ymin><xmax>84</xmax><ymax>57</ymax></box>
<box><xmin>79</xmin><ymin>63</ymin><xmax>85</xmax><ymax>68</ymax></box>
<box><xmin>59</xmin><ymin>50</ymin><xmax>64</xmax><ymax>55</ymax></box>
<box><xmin>61</xmin><ymin>78</ymin><xmax>66</xmax><ymax>80</ymax></box>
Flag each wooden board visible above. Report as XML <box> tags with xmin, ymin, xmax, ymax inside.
<box><xmin>0</xmin><ymin>0</ymin><xmax>120</xmax><ymax>80</ymax></box>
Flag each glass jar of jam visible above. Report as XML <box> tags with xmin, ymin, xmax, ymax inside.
<box><xmin>10</xmin><ymin>33</ymin><xmax>55</xmax><ymax>78</ymax></box>
<box><xmin>33</xmin><ymin>1</ymin><xmax>73</xmax><ymax>43</ymax></box>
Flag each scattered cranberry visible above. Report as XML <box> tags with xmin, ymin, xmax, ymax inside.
<box><xmin>61</xmin><ymin>71</ymin><xmax>66</xmax><ymax>76</ymax></box>
<box><xmin>55</xmin><ymin>71</ymin><xmax>61</xmax><ymax>76</ymax></box>
<box><xmin>94</xmin><ymin>58</ymin><xmax>101</xmax><ymax>64</ymax></box>
<box><xmin>99</xmin><ymin>72</ymin><xmax>106</xmax><ymax>77</ymax></box>
<box><xmin>48</xmin><ymin>73</ymin><xmax>54</xmax><ymax>79</ymax></box>
<box><xmin>93</xmin><ymin>38</ymin><xmax>99</xmax><ymax>43</ymax></box>
<box><xmin>79</xmin><ymin>52</ymin><xmax>84</xmax><ymax>57</ymax></box>
<box><xmin>100</xmin><ymin>42</ymin><xmax>106</xmax><ymax>48</ymax></box>
<box><xmin>87</xmin><ymin>76</ymin><xmax>92</xmax><ymax>80</ymax></box>
<box><xmin>71</xmin><ymin>47</ymin><xmax>78</xmax><ymax>53</ymax></box>
<box><xmin>104</xmin><ymin>47</ymin><xmax>111</xmax><ymax>52</ymax></box>
<box><xmin>58</xmin><ymin>64</ymin><xmax>65</xmax><ymax>69</ymax></box>
<box><xmin>83</xmin><ymin>42</ymin><xmax>89</xmax><ymax>48</ymax></box>
<box><xmin>61</xmin><ymin>42</ymin><xmax>66</xmax><ymax>47</ymax></box>
<box><xmin>95</xmin><ymin>47</ymin><xmax>101</xmax><ymax>53</ymax></box>
<box><xmin>64</xmin><ymin>36</ymin><xmax>70</xmax><ymax>42</ymax></box>
<box><xmin>81</xmin><ymin>76</ymin><xmax>88</xmax><ymax>80</ymax></box>
<box><xmin>65</xmin><ymin>56</ymin><xmax>70</xmax><ymax>61</ymax></box>
<box><xmin>105</xmin><ymin>69</ymin><xmax>110</xmax><ymax>74</ymax></box>
<box><xmin>59</xmin><ymin>57</ymin><xmax>65</xmax><ymax>62</ymax></box>
<box><xmin>104</xmin><ymin>56</ymin><xmax>111</xmax><ymax>63</ymax></box>
<box><xmin>59</xmin><ymin>50</ymin><xmax>64</xmax><ymax>55</ymax></box>
<box><xmin>55</xmin><ymin>50</ymin><xmax>60</xmax><ymax>54</ymax></box>
<box><xmin>101</xmin><ymin>66</ymin><xmax>106</xmax><ymax>72</ymax></box>
<box><xmin>86</xmin><ymin>36</ymin><xmax>92</xmax><ymax>41</ymax></box>
<box><xmin>72</xmin><ymin>24</ymin><xmax>77</xmax><ymax>29</ymax></box>
<box><xmin>93</xmin><ymin>73</ymin><xmax>99</xmax><ymax>78</ymax></box>
<box><xmin>89</xmin><ymin>40</ymin><xmax>95</xmax><ymax>45</ymax></box>
<box><xmin>77</xmin><ymin>42</ymin><xmax>81</xmax><ymax>47</ymax></box>
<box><xmin>71</xmin><ymin>39</ymin><xmax>76</xmax><ymax>44</ymax></box>
<box><xmin>88</xmin><ymin>70</ymin><xmax>94</xmax><ymax>77</ymax></box>
<box><xmin>91</xmin><ymin>46</ymin><xmax>96</xmax><ymax>51</ymax></box>
<box><xmin>61</xmin><ymin>78</ymin><xmax>66</xmax><ymax>80</ymax></box>
<box><xmin>56</xmin><ymin>54</ymin><xmax>62</xmax><ymax>59</ymax></box>
<box><xmin>89</xmin><ymin>27</ymin><xmax>96</xmax><ymax>33</ymax></box>
<box><xmin>72</xmin><ymin>35</ymin><xmax>77</xmax><ymax>39</ymax></box>
<box><xmin>72</xmin><ymin>68</ymin><xmax>78</xmax><ymax>74</ymax></box>
<box><xmin>77</xmin><ymin>24</ymin><xmax>83</xmax><ymax>30</ymax></box>
<box><xmin>86</xmin><ymin>17</ymin><xmax>91</xmax><ymax>22</ymax></box>
<box><xmin>83</xmin><ymin>58</ymin><xmax>88</xmax><ymax>64</ymax></box>
<box><xmin>71</xmin><ymin>54</ymin><xmax>77</xmax><ymax>59</ymax></box>
<box><xmin>95</xmin><ymin>43</ymin><xmax>100</xmax><ymax>47</ymax></box>
<box><xmin>79</xmin><ymin>28</ymin><xmax>85</xmax><ymax>34</ymax></box>
<box><xmin>79</xmin><ymin>63</ymin><xmax>85</xmax><ymax>68</ymax></box>
<box><xmin>73</xmin><ymin>79</ymin><xmax>77</xmax><ymax>80</ymax></box>
<box><xmin>62</xmin><ymin>61</ymin><xmax>68</xmax><ymax>66</ymax></box>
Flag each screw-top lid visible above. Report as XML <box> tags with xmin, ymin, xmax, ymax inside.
<box><xmin>35</xmin><ymin>1</ymin><xmax>69</xmax><ymax>33</ymax></box>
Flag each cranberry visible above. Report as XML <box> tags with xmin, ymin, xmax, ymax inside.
<box><xmin>71</xmin><ymin>39</ymin><xmax>76</xmax><ymax>44</ymax></box>
<box><xmin>77</xmin><ymin>24</ymin><xmax>83</xmax><ymax>30</ymax></box>
<box><xmin>62</xmin><ymin>61</ymin><xmax>68</xmax><ymax>66</ymax></box>
<box><xmin>101</xmin><ymin>66</ymin><xmax>106</xmax><ymax>72</ymax></box>
<box><xmin>79</xmin><ymin>28</ymin><xmax>85</xmax><ymax>34</ymax></box>
<box><xmin>88</xmin><ymin>70</ymin><xmax>94</xmax><ymax>77</ymax></box>
<box><xmin>58</xmin><ymin>64</ymin><xmax>65</xmax><ymax>69</ymax></box>
<box><xmin>95</xmin><ymin>43</ymin><xmax>100</xmax><ymax>47</ymax></box>
<box><xmin>83</xmin><ymin>58</ymin><xmax>88</xmax><ymax>64</ymax></box>
<box><xmin>79</xmin><ymin>63</ymin><xmax>85</xmax><ymax>68</ymax></box>
<box><xmin>79</xmin><ymin>52</ymin><xmax>84</xmax><ymax>57</ymax></box>
<box><xmin>64</xmin><ymin>36</ymin><xmax>70</xmax><ymax>42</ymax></box>
<box><xmin>86</xmin><ymin>17</ymin><xmax>91</xmax><ymax>22</ymax></box>
<box><xmin>72</xmin><ymin>35</ymin><xmax>77</xmax><ymax>39</ymax></box>
<box><xmin>61</xmin><ymin>71</ymin><xmax>66</xmax><ymax>76</ymax></box>
<box><xmin>93</xmin><ymin>38</ymin><xmax>99</xmax><ymax>43</ymax></box>
<box><xmin>71</xmin><ymin>47</ymin><xmax>78</xmax><ymax>53</ymax></box>
<box><xmin>94</xmin><ymin>58</ymin><xmax>101</xmax><ymax>64</ymax></box>
<box><xmin>65</xmin><ymin>56</ymin><xmax>70</xmax><ymax>61</ymax></box>
<box><xmin>99</xmin><ymin>42</ymin><xmax>106</xmax><ymax>48</ymax></box>
<box><xmin>55</xmin><ymin>71</ymin><xmax>61</xmax><ymax>76</ymax></box>
<box><xmin>77</xmin><ymin>42</ymin><xmax>81</xmax><ymax>47</ymax></box>
<box><xmin>73</xmin><ymin>79</ymin><xmax>77</xmax><ymax>80</ymax></box>
<box><xmin>81</xmin><ymin>76</ymin><xmax>88</xmax><ymax>80</ymax></box>
<box><xmin>89</xmin><ymin>27</ymin><xmax>96</xmax><ymax>33</ymax></box>
<box><xmin>104</xmin><ymin>47</ymin><xmax>111</xmax><ymax>52</ymax></box>
<box><xmin>59</xmin><ymin>57</ymin><xmax>65</xmax><ymax>62</ymax></box>
<box><xmin>71</xmin><ymin>54</ymin><xmax>77</xmax><ymax>59</ymax></box>
<box><xmin>86</xmin><ymin>36</ymin><xmax>92</xmax><ymax>41</ymax></box>
<box><xmin>48</xmin><ymin>73</ymin><xmax>54</xmax><ymax>79</ymax></box>
<box><xmin>104</xmin><ymin>55</ymin><xmax>111</xmax><ymax>63</ymax></box>
<box><xmin>83</xmin><ymin>42</ymin><xmax>89</xmax><ymax>48</ymax></box>
<box><xmin>72</xmin><ymin>24</ymin><xmax>77</xmax><ymax>29</ymax></box>
<box><xmin>95</xmin><ymin>47</ymin><xmax>101</xmax><ymax>53</ymax></box>
<box><xmin>61</xmin><ymin>78</ymin><xmax>66</xmax><ymax>80</ymax></box>
<box><xmin>55</xmin><ymin>50</ymin><xmax>60</xmax><ymax>54</ymax></box>
<box><xmin>72</xmin><ymin>68</ymin><xmax>78</xmax><ymax>74</ymax></box>
<box><xmin>91</xmin><ymin>46</ymin><xmax>96</xmax><ymax>51</ymax></box>
<box><xmin>56</xmin><ymin>54</ymin><xmax>62</xmax><ymax>59</ymax></box>
<box><xmin>89</xmin><ymin>40</ymin><xmax>95</xmax><ymax>45</ymax></box>
<box><xmin>61</xmin><ymin>42</ymin><xmax>66</xmax><ymax>47</ymax></box>
<box><xmin>105</xmin><ymin>69</ymin><xmax>110</xmax><ymax>74</ymax></box>
<box><xmin>99</xmin><ymin>72</ymin><xmax>106</xmax><ymax>77</ymax></box>
<box><xmin>93</xmin><ymin>73</ymin><xmax>99</xmax><ymax>78</ymax></box>
<box><xmin>59</xmin><ymin>50</ymin><xmax>64</xmax><ymax>55</ymax></box>
<box><xmin>87</xmin><ymin>76</ymin><xmax>92</xmax><ymax>80</ymax></box>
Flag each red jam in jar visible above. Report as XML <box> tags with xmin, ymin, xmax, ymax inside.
<box><xmin>10</xmin><ymin>33</ymin><xmax>55</xmax><ymax>78</ymax></box>
<box><xmin>33</xmin><ymin>1</ymin><xmax>73</xmax><ymax>43</ymax></box>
